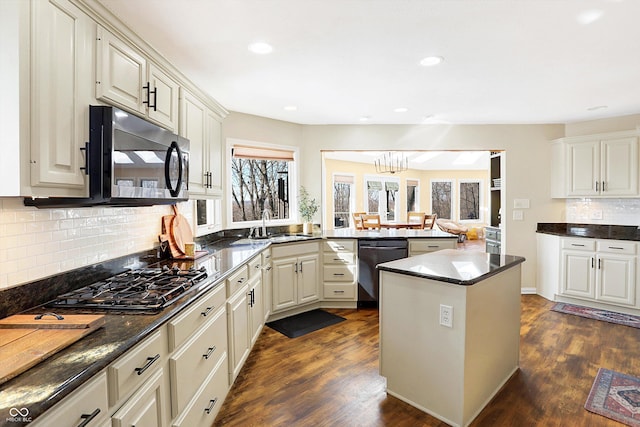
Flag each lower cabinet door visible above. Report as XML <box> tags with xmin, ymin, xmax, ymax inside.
<box><xmin>111</xmin><ymin>369</ymin><xmax>168</xmax><ymax>427</ymax></box>
<box><xmin>172</xmin><ymin>355</ymin><xmax>229</xmax><ymax>427</ymax></box>
<box><xmin>597</xmin><ymin>254</ymin><xmax>636</xmax><ymax>306</ymax></box>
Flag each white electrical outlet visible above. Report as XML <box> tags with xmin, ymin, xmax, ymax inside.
<box><xmin>440</xmin><ymin>304</ymin><xmax>453</xmax><ymax>328</ymax></box>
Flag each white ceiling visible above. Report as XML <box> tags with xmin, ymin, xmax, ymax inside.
<box><xmin>98</xmin><ymin>0</ymin><xmax>640</xmax><ymax>125</ymax></box>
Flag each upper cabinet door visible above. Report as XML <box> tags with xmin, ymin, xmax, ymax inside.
<box><xmin>30</xmin><ymin>0</ymin><xmax>94</xmax><ymax>196</ymax></box>
<box><xmin>601</xmin><ymin>137</ymin><xmax>638</xmax><ymax>196</ymax></box>
<box><xmin>180</xmin><ymin>89</ymin><xmax>207</xmax><ymax>195</ymax></box>
<box><xmin>96</xmin><ymin>26</ymin><xmax>146</xmax><ymax>115</ymax></box>
<box><xmin>205</xmin><ymin>109</ymin><xmax>223</xmax><ymax>195</ymax></box>
<box><xmin>148</xmin><ymin>64</ymin><xmax>179</xmax><ymax>131</ymax></box>
<box><xmin>566</xmin><ymin>140</ymin><xmax>599</xmax><ymax>196</ymax></box>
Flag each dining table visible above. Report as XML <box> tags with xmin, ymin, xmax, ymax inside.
<box><xmin>379</xmin><ymin>221</ymin><xmax>424</xmax><ymax>229</ymax></box>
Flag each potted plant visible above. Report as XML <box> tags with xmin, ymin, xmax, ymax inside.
<box><xmin>299</xmin><ymin>186</ymin><xmax>319</xmax><ymax>234</ymax></box>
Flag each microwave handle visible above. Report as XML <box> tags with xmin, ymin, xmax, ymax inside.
<box><xmin>165</xmin><ymin>141</ymin><xmax>184</xmax><ymax>197</ymax></box>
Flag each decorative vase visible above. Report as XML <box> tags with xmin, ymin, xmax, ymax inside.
<box><xmin>303</xmin><ymin>222</ymin><xmax>313</xmax><ymax>235</ymax></box>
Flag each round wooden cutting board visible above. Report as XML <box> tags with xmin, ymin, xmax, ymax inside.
<box><xmin>170</xmin><ymin>206</ymin><xmax>193</xmax><ymax>255</ymax></box>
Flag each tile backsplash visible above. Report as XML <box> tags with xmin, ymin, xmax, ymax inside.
<box><xmin>565</xmin><ymin>198</ymin><xmax>640</xmax><ymax>226</ymax></box>
<box><xmin>0</xmin><ymin>198</ymin><xmax>193</xmax><ymax>290</ymax></box>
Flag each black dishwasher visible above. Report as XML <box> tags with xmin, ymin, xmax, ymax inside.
<box><xmin>358</xmin><ymin>239</ymin><xmax>408</xmax><ymax>308</ymax></box>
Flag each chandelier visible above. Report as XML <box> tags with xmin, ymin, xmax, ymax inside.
<box><xmin>374</xmin><ymin>151</ymin><xmax>409</xmax><ymax>174</ymax></box>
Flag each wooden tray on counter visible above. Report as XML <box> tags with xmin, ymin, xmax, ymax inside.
<box><xmin>0</xmin><ymin>313</ymin><xmax>105</xmax><ymax>385</ymax></box>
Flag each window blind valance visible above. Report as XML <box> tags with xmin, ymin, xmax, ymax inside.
<box><xmin>385</xmin><ymin>182</ymin><xmax>399</xmax><ymax>191</ymax></box>
<box><xmin>406</xmin><ymin>179</ymin><xmax>419</xmax><ymax>187</ymax></box>
<box><xmin>334</xmin><ymin>174</ymin><xmax>354</xmax><ymax>184</ymax></box>
<box><xmin>232</xmin><ymin>145</ymin><xmax>295</xmax><ymax>161</ymax></box>
<box><xmin>367</xmin><ymin>181</ymin><xmax>383</xmax><ymax>191</ymax></box>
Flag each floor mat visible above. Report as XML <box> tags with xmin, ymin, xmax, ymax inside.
<box><xmin>266</xmin><ymin>309</ymin><xmax>346</xmax><ymax>338</ymax></box>
<box><xmin>585</xmin><ymin>368</ymin><xmax>640</xmax><ymax>426</ymax></box>
<box><xmin>551</xmin><ymin>303</ymin><xmax>640</xmax><ymax>329</ymax></box>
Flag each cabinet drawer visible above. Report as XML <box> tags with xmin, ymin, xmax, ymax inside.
<box><xmin>168</xmin><ymin>284</ymin><xmax>226</xmax><ymax>351</ymax></box>
<box><xmin>323</xmin><ymin>252</ymin><xmax>355</xmax><ymax>265</ymax></box>
<box><xmin>108</xmin><ymin>327</ymin><xmax>166</xmax><ymax>406</ymax></box>
<box><xmin>409</xmin><ymin>239</ymin><xmax>456</xmax><ymax>253</ymax></box>
<box><xmin>172</xmin><ymin>355</ymin><xmax>228</xmax><ymax>427</ymax></box>
<box><xmin>485</xmin><ymin>228</ymin><xmax>502</xmax><ymax>241</ymax></box>
<box><xmin>597</xmin><ymin>240</ymin><xmax>637</xmax><ymax>255</ymax></box>
<box><xmin>248</xmin><ymin>256</ymin><xmax>262</xmax><ymax>279</ymax></box>
<box><xmin>323</xmin><ymin>265</ymin><xmax>356</xmax><ymax>282</ymax></box>
<box><xmin>170</xmin><ymin>306</ymin><xmax>227</xmax><ymax>417</ymax></box>
<box><xmin>323</xmin><ymin>283</ymin><xmax>356</xmax><ymax>299</ymax></box>
<box><xmin>226</xmin><ymin>265</ymin><xmax>249</xmax><ymax>298</ymax></box>
<box><xmin>32</xmin><ymin>372</ymin><xmax>109</xmax><ymax>427</ymax></box>
<box><xmin>562</xmin><ymin>238</ymin><xmax>596</xmax><ymax>251</ymax></box>
<box><xmin>324</xmin><ymin>240</ymin><xmax>356</xmax><ymax>253</ymax></box>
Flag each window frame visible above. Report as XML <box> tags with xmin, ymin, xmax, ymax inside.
<box><xmin>364</xmin><ymin>174</ymin><xmax>400</xmax><ymax>221</ymax></box>
<box><xmin>406</xmin><ymin>178</ymin><xmax>420</xmax><ymax>213</ymax></box>
<box><xmin>430</xmin><ymin>178</ymin><xmax>455</xmax><ymax>220</ymax></box>
<box><xmin>458</xmin><ymin>179</ymin><xmax>484</xmax><ymax>223</ymax></box>
<box><xmin>226</xmin><ymin>138</ymin><xmax>300</xmax><ymax>229</ymax></box>
<box><xmin>332</xmin><ymin>173</ymin><xmax>355</xmax><ymax>229</ymax></box>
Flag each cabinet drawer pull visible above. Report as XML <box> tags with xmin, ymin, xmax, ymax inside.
<box><xmin>333</xmin><ymin>273</ymin><xmax>345</xmax><ymax>276</ymax></box>
<box><xmin>427</xmin><ymin>245</ymin><xmax>440</xmax><ymax>248</ymax></box>
<box><xmin>205</xmin><ymin>398</ymin><xmax>218</xmax><ymax>415</ymax></box>
<box><xmin>266</xmin><ymin>266</ymin><xmax>272</xmax><ymax>271</ymax></box>
<box><xmin>571</xmin><ymin>244</ymin><xmax>585</xmax><ymax>247</ymax></box>
<box><xmin>134</xmin><ymin>354</ymin><xmax>160</xmax><ymax>375</ymax></box>
<box><xmin>203</xmin><ymin>345</ymin><xmax>217</xmax><ymax>360</ymax></box>
<box><xmin>333</xmin><ymin>290</ymin><xmax>345</xmax><ymax>294</ymax></box>
<box><xmin>78</xmin><ymin>408</ymin><xmax>101</xmax><ymax>427</ymax></box>
<box><xmin>201</xmin><ymin>306</ymin><xmax>214</xmax><ymax>317</ymax></box>
<box><xmin>80</xmin><ymin>142</ymin><xmax>90</xmax><ymax>175</ymax></box>
<box><xmin>591</xmin><ymin>257</ymin><xmax>594</xmax><ymax>268</ymax></box>
<box><xmin>336</xmin><ymin>246</ymin><xmax>345</xmax><ymax>250</ymax></box>
<box><xmin>598</xmin><ymin>259</ymin><xmax>601</xmax><ymax>269</ymax></box>
<box><xmin>609</xmin><ymin>246</ymin><xmax>625</xmax><ymax>250</ymax></box>
<box><xmin>333</xmin><ymin>258</ymin><xmax>344</xmax><ymax>262</ymax></box>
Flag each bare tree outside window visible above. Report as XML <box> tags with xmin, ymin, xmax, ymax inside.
<box><xmin>333</xmin><ymin>182</ymin><xmax>351</xmax><ymax>228</ymax></box>
<box><xmin>459</xmin><ymin>181</ymin><xmax>480</xmax><ymax>220</ymax></box>
<box><xmin>431</xmin><ymin>181</ymin><xmax>452</xmax><ymax>219</ymax></box>
<box><xmin>231</xmin><ymin>158</ymin><xmax>289</xmax><ymax>222</ymax></box>
<box><xmin>367</xmin><ymin>189</ymin><xmax>379</xmax><ymax>213</ymax></box>
<box><xmin>407</xmin><ymin>183</ymin><xmax>417</xmax><ymax>212</ymax></box>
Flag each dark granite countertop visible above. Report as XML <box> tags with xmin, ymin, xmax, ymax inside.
<box><xmin>0</xmin><ymin>240</ymin><xmax>270</xmax><ymax>427</ymax></box>
<box><xmin>536</xmin><ymin>223</ymin><xmax>640</xmax><ymax>241</ymax></box>
<box><xmin>377</xmin><ymin>249</ymin><xmax>525</xmax><ymax>286</ymax></box>
<box><xmin>322</xmin><ymin>228</ymin><xmax>457</xmax><ymax>239</ymax></box>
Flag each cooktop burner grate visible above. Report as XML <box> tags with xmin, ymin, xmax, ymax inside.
<box><xmin>48</xmin><ymin>265</ymin><xmax>208</xmax><ymax>312</ymax></box>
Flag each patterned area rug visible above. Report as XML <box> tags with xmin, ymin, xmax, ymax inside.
<box><xmin>551</xmin><ymin>303</ymin><xmax>640</xmax><ymax>329</ymax></box>
<box><xmin>585</xmin><ymin>368</ymin><xmax>640</xmax><ymax>426</ymax></box>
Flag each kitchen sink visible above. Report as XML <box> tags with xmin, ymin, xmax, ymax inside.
<box><xmin>231</xmin><ymin>233</ymin><xmax>313</xmax><ymax>246</ymax></box>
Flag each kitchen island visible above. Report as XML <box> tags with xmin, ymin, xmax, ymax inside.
<box><xmin>378</xmin><ymin>249</ymin><xmax>525</xmax><ymax>427</ymax></box>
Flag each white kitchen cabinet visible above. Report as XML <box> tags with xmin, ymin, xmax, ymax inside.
<box><xmin>262</xmin><ymin>248</ymin><xmax>273</xmax><ymax>322</ymax></box>
<box><xmin>226</xmin><ymin>282</ymin><xmax>250</xmax><ymax>383</ymax></box>
<box><xmin>407</xmin><ymin>238</ymin><xmax>457</xmax><ymax>256</ymax></box>
<box><xmin>553</xmin><ymin>131</ymin><xmax>639</xmax><ymax>198</ymax></box>
<box><xmin>29</xmin><ymin>0</ymin><xmax>95</xmax><ymax>197</ymax></box>
<box><xmin>96</xmin><ymin>25</ymin><xmax>179</xmax><ymax>131</ymax></box>
<box><xmin>180</xmin><ymin>89</ymin><xmax>223</xmax><ymax>197</ymax></box>
<box><xmin>560</xmin><ymin>238</ymin><xmax>637</xmax><ymax>308</ymax></box>
<box><xmin>30</xmin><ymin>372</ymin><xmax>110</xmax><ymax>427</ymax></box>
<box><xmin>248</xmin><ymin>269</ymin><xmax>264</xmax><ymax>347</ymax></box>
<box><xmin>322</xmin><ymin>239</ymin><xmax>357</xmax><ymax>301</ymax></box>
<box><xmin>272</xmin><ymin>242</ymin><xmax>321</xmax><ymax>313</ymax></box>
<box><xmin>111</xmin><ymin>368</ymin><xmax>168</xmax><ymax>427</ymax></box>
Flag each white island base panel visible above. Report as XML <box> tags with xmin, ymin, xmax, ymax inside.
<box><xmin>379</xmin><ymin>265</ymin><xmax>521</xmax><ymax>427</ymax></box>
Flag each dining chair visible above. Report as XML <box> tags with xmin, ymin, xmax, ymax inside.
<box><xmin>407</xmin><ymin>212</ymin><xmax>426</xmax><ymax>226</ymax></box>
<box><xmin>352</xmin><ymin>212</ymin><xmax>366</xmax><ymax>230</ymax></box>
<box><xmin>361</xmin><ymin>214</ymin><xmax>381</xmax><ymax>230</ymax></box>
<box><xmin>424</xmin><ymin>213</ymin><xmax>437</xmax><ymax>229</ymax></box>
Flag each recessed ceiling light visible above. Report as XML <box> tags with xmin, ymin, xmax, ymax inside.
<box><xmin>419</xmin><ymin>56</ymin><xmax>444</xmax><ymax>67</ymax></box>
<box><xmin>359</xmin><ymin>116</ymin><xmax>371</xmax><ymax>122</ymax></box>
<box><xmin>248</xmin><ymin>42</ymin><xmax>273</xmax><ymax>54</ymax></box>
<box><xmin>394</xmin><ymin>107</ymin><xmax>408</xmax><ymax>113</ymax></box>
<box><xmin>284</xmin><ymin>105</ymin><xmax>297</xmax><ymax>111</ymax></box>
<box><xmin>587</xmin><ymin>105</ymin><xmax>608</xmax><ymax>111</ymax></box>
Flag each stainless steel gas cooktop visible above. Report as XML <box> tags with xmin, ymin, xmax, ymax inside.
<box><xmin>48</xmin><ymin>265</ymin><xmax>208</xmax><ymax>313</ymax></box>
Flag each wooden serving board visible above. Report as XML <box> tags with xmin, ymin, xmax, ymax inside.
<box><xmin>0</xmin><ymin>313</ymin><xmax>105</xmax><ymax>329</ymax></box>
<box><xmin>0</xmin><ymin>314</ymin><xmax>105</xmax><ymax>385</ymax></box>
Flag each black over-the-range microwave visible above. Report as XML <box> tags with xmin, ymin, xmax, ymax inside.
<box><xmin>25</xmin><ymin>106</ymin><xmax>190</xmax><ymax>208</ymax></box>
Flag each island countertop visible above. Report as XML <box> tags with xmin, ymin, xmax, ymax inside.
<box><xmin>377</xmin><ymin>249</ymin><xmax>525</xmax><ymax>285</ymax></box>
<box><xmin>323</xmin><ymin>228</ymin><xmax>457</xmax><ymax>240</ymax></box>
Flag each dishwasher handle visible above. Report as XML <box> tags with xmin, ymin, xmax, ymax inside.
<box><xmin>360</xmin><ymin>246</ymin><xmax>407</xmax><ymax>251</ymax></box>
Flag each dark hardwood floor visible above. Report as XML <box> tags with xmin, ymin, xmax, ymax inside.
<box><xmin>213</xmin><ymin>294</ymin><xmax>640</xmax><ymax>426</ymax></box>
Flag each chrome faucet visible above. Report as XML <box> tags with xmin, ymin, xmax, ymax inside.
<box><xmin>261</xmin><ymin>209</ymin><xmax>271</xmax><ymax>237</ymax></box>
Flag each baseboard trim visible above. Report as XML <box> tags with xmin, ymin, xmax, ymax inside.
<box><xmin>521</xmin><ymin>287</ymin><xmax>537</xmax><ymax>295</ymax></box>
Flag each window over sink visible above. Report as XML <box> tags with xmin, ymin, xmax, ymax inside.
<box><xmin>228</xmin><ymin>140</ymin><xmax>299</xmax><ymax>227</ymax></box>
